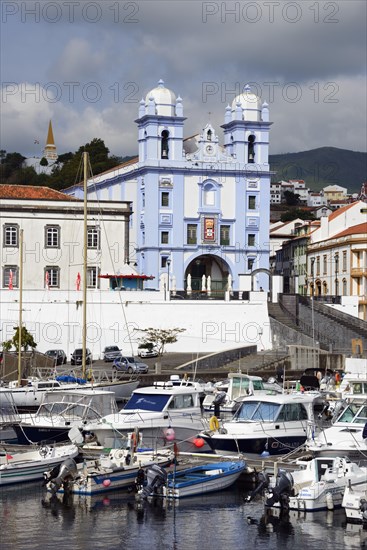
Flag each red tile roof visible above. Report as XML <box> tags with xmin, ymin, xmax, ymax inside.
<box><xmin>0</xmin><ymin>185</ymin><xmax>80</xmax><ymax>201</ymax></box>
<box><xmin>328</xmin><ymin>202</ymin><xmax>356</xmax><ymax>221</ymax></box>
<box><xmin>332</xmin><ymin>222</ymin><xmax>367</xmax><ymax>239</ymax></box>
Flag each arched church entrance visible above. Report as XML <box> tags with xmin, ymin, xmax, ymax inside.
<box><xmin>250</xmin><ymin>268</ymin><xmax>272</xmax><ymax>294</ymax></box>
<box><xmin>185</xmin><ymin>255</ymin><xmax>230</xmax><ymax>298</ymax></box>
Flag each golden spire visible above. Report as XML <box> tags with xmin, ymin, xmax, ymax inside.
<box><xmin>43</xmin><ymin>120</ymin><xmax>58</xmax><ymax>161</ymax></box>
<box><xmin>46</xmin><ymin>120</ymin><xmax>56</xmax><ymax>147</ymax></box>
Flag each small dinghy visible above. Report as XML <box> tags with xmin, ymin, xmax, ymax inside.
<box><xmin>138</xmin><ymin>459</ymin><xmax>247</xmax><ymax>499</ymax></box>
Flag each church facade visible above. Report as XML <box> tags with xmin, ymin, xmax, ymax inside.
<box><xmin>66</xmin><ymin>80</ymin><xmax>272</xmax><ymax>294</ymax></box>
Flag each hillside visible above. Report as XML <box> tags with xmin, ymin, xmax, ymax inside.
<box><xmin>269</xmin><ymin>147</ymin><xmax>366</xmax><ymax>193</ymax></box>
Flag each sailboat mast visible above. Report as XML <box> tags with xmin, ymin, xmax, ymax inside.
<box><xmin>82</xmin><ymin>151</ymin><xmax>88</xmax><ymax>380</ymax></box>
<box><xmin>18</xmin><ymin>228</ymin><xmax>24</xmax><ymax>386</ymax></box>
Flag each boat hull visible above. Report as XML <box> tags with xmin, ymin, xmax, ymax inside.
<box><xmin>201</xmin><ymin>434</ymin><xmax>307</xmax><ymax>457</ymax></box>
<box><xmin>342</xmin><ymin>485</ymin><xmax>367</xmax><ymax>523</ymax></box>
<box><xmin>0</xmin><ymin>444</ymin><xmax>78</xmax><ymax>486</ymax></box>
<box><xmin>163</xmin><ymin>461</ymin><xmax>247</xmax><ymax>498</ymax></box>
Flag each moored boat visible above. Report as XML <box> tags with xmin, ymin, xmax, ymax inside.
<box><xmin>0</xmin><ymin>442</ymin><xmax>79</xmax><ymax>486</ymax></box>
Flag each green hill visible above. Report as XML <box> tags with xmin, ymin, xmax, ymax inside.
<box><xmin>269</xmin><ymin>147</ymin><xmax>366</xmax><ymax>193</ymax></box>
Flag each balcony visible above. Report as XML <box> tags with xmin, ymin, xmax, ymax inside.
<box><xmin>351</xmin><ymin>267</ymin><xmax>367</xmax><ymax>277</ymax></box>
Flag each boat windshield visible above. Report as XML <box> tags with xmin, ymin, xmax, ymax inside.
<box><xmin>234</xmin><ymin>401</ymin><xmax>281</xmax><ymax>422</ymax></box>
<box><xmin>124</xmin><ymin>393</ymin><xmax>171</xmax><ymax>412</ymax></box>
<box><xmin>337</xmin><ymin>403</ymin><xmax>367</xmax><ymax>424</ymax></box>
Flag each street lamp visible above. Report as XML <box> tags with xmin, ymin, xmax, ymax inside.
<box><xmin>167</xmin><ymin>259</ymin><xmax>171</xmax><ymax>298</ymax></box>
<box><xmin>334</xmin><ymin>253</ymin><xmax>339</xmax><ymax>298</ymax></box>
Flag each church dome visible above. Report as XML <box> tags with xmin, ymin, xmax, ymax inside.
<box><xmin>145</xmin><ymin>79</ymin><xmax>177</xmax><ymax>116</ymax></box>
<box><xmin>232</xmin><ymin>85</ymin><xmax>261</xmax><ymax>122</ymax></box>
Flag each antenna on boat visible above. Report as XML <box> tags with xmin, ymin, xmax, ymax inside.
<box><xmin>82</xmin><ymin>151</ymin><xmax>88</xmax><ymax>381</ymax></box>
<box><xmin>18</xmin><ymin>228</ymin><xmax>24</xmax><ymax>387</ymax></box>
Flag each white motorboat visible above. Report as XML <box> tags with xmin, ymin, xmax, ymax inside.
<box><xmin>0</xmin><ymin>442</ymin><xmax>79</xmax><ymax>486</ymax></box>
<box><xmin>262</xmin><ymin>456</ymin><xmax>367</xmax><ymax>512</ymax></box>
<box><xmin>307</xmin><ymin>396</ymin><xmax>367</xmax><ymax>461</ymax></box>
<box><xmin>44</xmin><ymin>432</ymin><xmax>174</xmax><ymax>496</ymax></box>
<box><xmin>199</xmin><ymin>392</ymin><xmax>324</xmax><ymax>457</ymax></box>
<box><xmin>202</xmin><ymin>372</ymin><xmax>282</xmax><ymax>418</ymax></box>
<box><xmin>342</xmin><ymin>483</ymin><xmax>367</xmax><ymax>523</ymax></box>
<box><xmin>0</xmin><ymin>376</ymin><xmax>139</xmax><ymax>411</ymax></box>
<box><xmin>11</xmin><ymin>389</ymin><xmax>119</xmax><ymax>445</ymax></box>
<box><xmin>82</xmin><ymin>381</ymin><xmax>208</xmax><ymax>452</ymax></box>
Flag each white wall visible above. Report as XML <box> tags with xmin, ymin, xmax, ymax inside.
<box><xmin>0</xmin><ymin>289</ymin><xmax>271</xmax><ymax>359</ymax></box>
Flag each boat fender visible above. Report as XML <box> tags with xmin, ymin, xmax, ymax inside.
<box><xmin>326</xmin><ymin>492</ymin><xmax>334</xmax><ymax>510</ymax></box>
<box><xmin>209</xmin><ymin>416</ymin><xmax>220</xmax><ymax>431</ymax></box>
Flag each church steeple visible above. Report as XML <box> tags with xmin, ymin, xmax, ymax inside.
<box><xmin>43</xmin><ymin>120</ymin><xmax>58</xmax><ymax>161</ymax></box>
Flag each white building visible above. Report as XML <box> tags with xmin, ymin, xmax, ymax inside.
<box><xmin>0</xmin><ymin>185</ymin><xmax>132</xmax><ymax>291</ymax></box>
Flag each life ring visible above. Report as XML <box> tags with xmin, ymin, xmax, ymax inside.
<box><xmin>39</xmin><ymin>445</ymin><xmax>49</xmax><ymax>458</ymax></box>
<box><xmin>209</xmin><ymin>415</ymin><xmax>220</xmax><ymax>431</ymax></box>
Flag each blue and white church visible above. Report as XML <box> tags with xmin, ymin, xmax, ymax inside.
<box><xmin>67</xmin><ymin>80</ymin><xmax>272</xmax><ymax>294</ymax></box>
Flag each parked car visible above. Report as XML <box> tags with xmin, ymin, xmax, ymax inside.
<box><xmin>137</xmin><ymin>347</ymin><xmax>159</xmax><ymax>358</ymax></box>
<box><xmin>112</xmin><ymin>356</ymin><xmax>149</xmax><ymax>375</ymax></box>
<box><xmin>71</xmin><ymin>348</ymin><xmax>92</xmax><ymax>366</ymax></box>
<box><xmin>45</xmin><ymin>349</ymin><xmax>67</xmax><ymax>366</ymax></box>
<box><xmin>102</xmin><ymin>345</ymin><xmax>122</xmax><ymax>362</ymax></box>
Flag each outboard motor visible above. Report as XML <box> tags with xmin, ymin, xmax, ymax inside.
<box><xmin>245</xmin><ymin>471</ymin><xmax>270</xmax><ymax>502</ymax></box>
<box><xmin>138</xmin><ymin>464</ymin><xmax>167</xmax><ymax>499</ymax></box>
<box><xmin>265</xmin><ymin>470</ymin><xmax>294</xmax><ymax>509</ymax></box>
<box><xmin>44</xmin><ymin>458</ymin><xmax>78</xmax><ymax>495</ymax></box>
<box><xmin>360</xmin><ymin>498</ymin><xmax>367</xmax><ymax>521</ymax></box>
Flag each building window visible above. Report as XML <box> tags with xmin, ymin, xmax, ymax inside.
<box><xmin>45</xmin><ymin>266</ymin><xmax>60</xmax><ymax>288</ymax></box>
<box><xmin>161</xmin><ymin>130</ymin><xmax>169</xmax><ymax>159</ymax></box>
<box><xmin>161</xmin><ymin>231</ymin><xmax>169</xmax><ymax>244</ymax></box>
<box><xmin>87</xmin><ymin>227</ymin><xmax>100</xmax><ymax>249</ymax></box>
<box><xmin>247</xmin><ymin>258</ymin><xmax>255</xmax><ymax>271</ymax></box>
<box><xmin>342</xmin><ymin>251</ymin><xmax>347</xmax><ymax>272</ymax></box>
<box><xmin>3</xmin><ymin>266</ymin><xmax>18</xmax><ymax>288</ymax></box>
<box><xmin>247</xmin><ymin>233</ymin><xmax>255</xmax><ymax>246</ymax></box>
<box><xmin>248</xmin><ymin>195</ymin><xmax>256</xmax><ymax>210</ymax></box>
<box><xmin>161</xmin><ymin>191</ymin><xmax>169</xmax><ymax>207</ymax></box>
<box><xmin>87</xmin><ymin>266</ymin><xmax>99</xmax><ymax>289</ymax></box>
<box><xmin>45</xmin><ymin>225</ymin><xmax>60</xmax><ymax>248</ymax></box>
<box><xmin>342</xmin><ymin>278</ymin><xmax>347</xmax><ymax>295</ymax></box>
<box><xmin>316</xmin><ymin>256</ymin><xmax>320</xmax><ymax>276</ymax></box>
<box><xmin>220</xmin><ymin>225</ymin><xmax>230</xmax><ymax>246</ymax></box>
<box><xmin>3</xmin><ymin>225</ymin><xmax>18</xmax><ymax>247</ymax></box>
<box><xmin>323</xmin><ymin>255</ymin><xmax>327</xmax><ymax>275</ymax></box>
<box><xmin>187</xmin><ymin>224</ymin><xmax>197</xmax><ymax>245</ymax></box>
<box><xmin>161</xmin><ymin>256</ymin><xmax>168</xmax><ymax>268</ymax></box>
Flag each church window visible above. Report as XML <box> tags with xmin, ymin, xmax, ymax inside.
<box><xmin>220</xmin><ymin>225</ymin><xmax>230</xmax><ymax>246</ymax></box>
<box><xmin>161</xmin><ymin>192</ymin><xmax>169</xmax><ymax>207</ymax></box>
<box><xmin>204</xmin><ymin>184</ymin><xmax>215</xmax><ymax>206</ymax></box>
<box><xmin>248</xmin><ymin>234</ymin><xmax>255</xmax><ymax>246</ymax></box>
<box><xmin>161</xmin><ymin>130</ymin><xmax>169</xmax><ymax>159</ymax></box>
<box><xmin>248</xmin><ymin>195</ymin><xmax>256</xmax><ymax>210</ymax></box>
<box><xmin>161</xmin><ymin>231</ymin><xmax>169</xmax><ymax>244</ymax></box>
<box><xmin>248</xmin><ymin>135</ymin><xmax>255</xmax><ymax>163</ymax></box>
<box><xmin>323</xmin><ymin>255</ymin><xmax>327</xmax><ymax>275</ymax></box>
<box><xmin>45</xmin><ymin>225</ymin><xmax>60</xmax><ymax>248</ymax></box>
<box><xmin>247</xmin><ymin>258</ymin><xmax>255</xmax><ymax>271</ymax></box>
<box><xmin>3</xmin><ymin>266</ymin><xmax>18</xmax><ymax>288</ymax></box>
<box><xmin>207</xmin><ymin>129</ymin><xmax>212</xmax><ymax>141</ymax></box>
<box><xmin>161</xmin><ymin>256</ymin><xmax>169</xmax><ymax>268</ymax></box>
<box><xmin>187</xmin><ymin>224</ymin><xmax>197</xmax><ymax>245</ymax></box>
<box><xmin>342</xmin><ymin>251</ymin><xmax>347</xmax><ymax>272</ymax></box>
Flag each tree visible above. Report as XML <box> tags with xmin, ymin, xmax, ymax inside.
<box><xmin>283</xmin><ymin>190</ymin><xmax>300</xmax><ymax>206</ymax></box>
<box><xmin>280</xmin><ymin>209</ymin><xmax>316</xmax><ymax>222</ymax></box>
<box><xmin>135</xmin><ymin>327</ymin><xmax>186</xmax><ymax>357</ymax></box>
<box><xmin>2</xmin><ymin>326</ymin><xmax>37</xmax><ymax>352</ymax></box>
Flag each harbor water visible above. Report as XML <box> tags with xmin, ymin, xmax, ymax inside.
<box><xmin>1</xmin><ymin>480</ymin><xmax>366</xmax><ymax>550</ymax></box>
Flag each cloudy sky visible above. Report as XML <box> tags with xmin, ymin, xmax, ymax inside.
<box><xmin>1</xmin><ymin>1</ymin><xmax>366</xmax><ymax>158</ymax></box>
